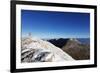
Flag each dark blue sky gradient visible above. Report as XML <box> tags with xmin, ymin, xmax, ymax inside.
<box><xmin>21</xmin><ymin>10</ymin><xmax>90</xmax><ymax>38</ymax></box>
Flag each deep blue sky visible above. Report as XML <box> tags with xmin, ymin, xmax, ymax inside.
<box><xmin>21</xmin><ymin>10</ymin><xmax>90</xmax><ymax>39</ymax></box>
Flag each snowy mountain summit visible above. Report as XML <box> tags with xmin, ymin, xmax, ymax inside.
<box><xmin>21</xmin><ymin>36</ymin><xmax>74</xmax><ymax>63</ymax></box>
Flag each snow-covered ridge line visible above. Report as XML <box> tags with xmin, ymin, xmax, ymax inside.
<box><xmin>21</xmin><ymin>36</ymin><xmax>74</xmax><ymax>62</ymax></box>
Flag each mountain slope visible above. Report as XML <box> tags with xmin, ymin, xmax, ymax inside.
<box><xmin>21</xmin><ymin>37</ymin><xmax>74</xmax><ymax>62</ymax></box>
<box><xmin>62</xmin><ymin>38</ymin><xmax>90</xmax><ymax>60</ymax></box>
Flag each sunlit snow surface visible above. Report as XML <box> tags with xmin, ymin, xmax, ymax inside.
<box><xmin>21</xmin><ymin>37</ymin><xmax>74</xmax><ymax>63</ymax></box>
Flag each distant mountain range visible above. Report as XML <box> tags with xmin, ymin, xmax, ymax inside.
<box><xmin>45</xmin><ymin>38</ymin><xmax>90</xmax><ymax>48</ymax></box>
<box><xmin>46</xmin><ymin>38</ymin><xmax>90</xmax><ymax>60</ymax></box>
<box><xmin>62</xmin><ymin>38</ymin><xmax>90</xmax><ymax>60</ymax></box>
